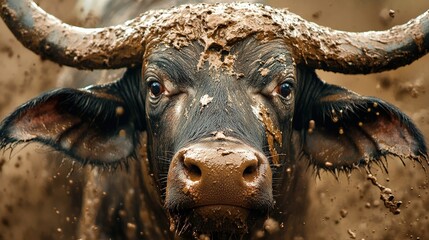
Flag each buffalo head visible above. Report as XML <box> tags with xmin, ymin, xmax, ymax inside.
<box><xmin>0</xmin><ymin>0</ymin><xmax>428</xmax><ymax>238</ymax></box>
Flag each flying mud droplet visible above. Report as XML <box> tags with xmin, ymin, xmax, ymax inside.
<box><xmin>115</xmin><ymin>106</ymin><xmax>125</xmax><ymax>116</ymax></box>
<box><xmin>331</xmin><ymin>109</ymin><xmax>339</xmax><ymax>123</ymax></box>
<box><xmin>127</xmin><ymin>222</ymin><xmax>136</xmax><ymax>230</ymax></box>
<box><xmin>389</xmin><ymin>9</ymin><xmax>395</xmax><ymax>18</ymax></box>
<box><xmin>347</xmin><ymin>229</ymin><xmax>356</xmax><ymax>239</ymax></box>
<box><xmin>118</xmin><ymin>129</ymin><xmax>126</xmax><ymax>138</ymax></box>
<box><xmin>169</xmin><ymin>217</ymin><xmax>176</xmax><ymax>232</ymax></box>
<box><xmin>339</xmin><ymin>209</ymin><xmax>348</xmax><ymax>218</ymax></box>
<box><xmin>308</xmin><ymin>120</ymin><xmax>315</xmax><ymax>134</ymax></box>
<box><xmin>263</xmin><ymin>218</ymin><xmax>280</xmax><ymax>235</ymax></box>
<box><xmin>324</xmin><ymin>161</ymin><xmax>333</xmax><ymax>167</ymax></box>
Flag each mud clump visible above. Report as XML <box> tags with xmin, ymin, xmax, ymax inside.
<box><xmin>367</xmin><ymin>172</ymin><xmax>402</xmax><ymax>215</ymax></box>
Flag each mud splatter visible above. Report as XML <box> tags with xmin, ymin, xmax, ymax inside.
<box><xmin>366</xmin><ymin>169</ymin><xmax>402</xmax><ymax>215</ymax></box>
<box><xmin>259</xmin><ymin>68</ymin><xmax>270</xmax><ymax>77</ymax></box>
<box><xmin>199</xmin><ymin>94</ymin><xmax>213</xmax><ymax>111</ymax></box>
<box><xmin>258</xmin><ymin>106</ymin><xmax>282</xmax><ymax>165</ymax></box>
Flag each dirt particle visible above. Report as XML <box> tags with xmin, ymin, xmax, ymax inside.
<box><xmin>127</xmin><ymin>222</ymin><xmax>136</xmax><ymax>230</ymax></box>
<box><xmin>255</xmin><ymin>229</ymin><xmax>265</xmax><ymax>238</ymax></box>
<box><xmin>264</xmin><ymin>218</ymin><xmax>280</xmax><ymax>234</ymax></box>
<box><xmin>200</xmin><ymin>94</ymin><xmax>213</xmax><ymax>110</ymax></box>
<box><xmin>169</xmin><ymin>217</ymin><xmax>176</xmax><ymax>232</ymax></box>
<box><xmin>347</xmin><ymin>229</ymin><xmax>356</xmax><ymax>239</ymax></box>
<box><xmin>0</xmin><ymin>46</ymin><xmax>14</xmax><ymax>58</ymax></box>
<box><xmin>115</xmin><ymin>106</ymin><xmax>125</xmax><ymax>116</ymax></box>
<box><xmin>0</xmin><ymin>158</ymin><xmax>5</xmax><ymax>172</ymax></box>
<box><xmin>212</xmin><ymin>131</ymin><xmax>226</xmax><ymax>140</ymax></box>
<box><xmin>377</xmin><ymin>76</ymin><xmax>392</xmax><ymax>89</ymax></box>
<box><xmin>373</xmin><ymin>200</ymin><xmax>380</xmax><ymax>207</ymax></box>
<box><xmin>259</xmin><ymin>68</ymin><xmax>270</xmax><ymax>76</ymax></box>
<box><xmin>312</xmin><ymin>10</ymin><xmax>322</xmax><ymax>19</ymax></box>
<box><xmin>379</xmin><ymin>8</ymin><xmax>394</xmax><ymax>26</ymax></box>
<box><xmin>389</xmin><ymin>9</ymin><xmax>395</xmax><ymax>18</ymax></box>
<box><xmin>1</xmin><ymin>218</ymin><xmax>9</xmax><ymax>226</ymax></box>
<box><xmin>308</xmin><ymin>120</ymin><xmax>315</xmax><ymax>133</ymax></box>
<box><xmin>340</xmin><ymin>209</ymin><xmax>348</xmax><ymax>218</ymax></box>
<box><xmin>196</xmin><ymin>234</ymin><xmax>210</xmax><ymax>240</ymax></box>
<box><xmin>118</xmin><ymin>129</ymin><xmax>126</xmax><ymax>137</ymax></box>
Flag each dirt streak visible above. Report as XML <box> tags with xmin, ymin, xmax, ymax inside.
<box><xmin>259</xmin><ymin>106</ymin><xmax>282</xmax><ymax>165</ymax></box>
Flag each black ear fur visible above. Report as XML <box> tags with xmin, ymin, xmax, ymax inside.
<box><xmin>294</xmin><ymin>67</ymin><xmax>427</xmax><ymax>172</ymax></box>
<box><xmin>0</xmin><ymin>67</ymin><xmax>145</xmax><ymax>166</ymax></box>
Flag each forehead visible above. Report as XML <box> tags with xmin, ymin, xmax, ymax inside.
<box><xmin>144</xmin><ymin>37</ymin><xmax>295</xmax><ymax>73</ymax></box>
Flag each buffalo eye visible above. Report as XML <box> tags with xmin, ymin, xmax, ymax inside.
<box><xmin>149</xmin><ymin>80</ymin><xmax>165</xmax><ymax>98</ymax></box>
<box><xmin>276</xmin><ymin>82</ymin><xmax>293</xmax><ymax>100</ymax></box>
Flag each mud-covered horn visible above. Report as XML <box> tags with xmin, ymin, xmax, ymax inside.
<box><xmin>0</xmin><ymin>0</ymin><xmax>149</xmax><ymax>69</ymax></box>
<box><xmin>283</xmin><ymin>10</ymin><xmax>429</xmax><ymax>74</ymax></box>
<box><xmin>2</xmin><ymin>0</ymin><xmax>428</xmax><ymax>73</ymax></box>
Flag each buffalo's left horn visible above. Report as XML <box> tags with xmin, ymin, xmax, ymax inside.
<box><xmin>0</xmin><ymin>0</ymin><xmax>149</xmax><ymax>69</ymax></box>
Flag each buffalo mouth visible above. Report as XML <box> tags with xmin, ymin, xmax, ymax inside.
<box><xmin>169</xmin><ymin>205</ymin><xmax>266</xmax><ymax>239</ymax></box>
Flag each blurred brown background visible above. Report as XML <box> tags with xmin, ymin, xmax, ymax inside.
<box><xmin>0</xmin><ymin>0</ymin><xmax>428</xmax><ymax>239</ymax></box>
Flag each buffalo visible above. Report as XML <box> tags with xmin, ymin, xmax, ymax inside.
<box><xmin>0</xmin><ymin>0</ymin><xmax>428</xmax><ymax>239</ymax></box>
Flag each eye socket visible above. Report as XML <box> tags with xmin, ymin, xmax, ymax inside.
<box><xmin>276</xmin><ymin>82</ymin><xmax>293</xmax><ymax>100</ymax></box>
<box><xmin>149</xmin><ymin>80</ymin><xmax>165</xmax><ymax>98</ymax></box>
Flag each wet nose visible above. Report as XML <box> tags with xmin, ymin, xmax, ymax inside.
<box><xmin>166</xmin><ymin>141</ymin><xmax>272</xmax><ymax>207</ymax></box>
<box><xmin>182</xmin><ymin>148</ymin><xmax>260</xmax><ymax>184</ymax></box>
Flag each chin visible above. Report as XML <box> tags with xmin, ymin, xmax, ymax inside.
<box><xmin>169</xmin><ymin>205</ymin><xmax>267</xmax><ymax>239</ymax></box>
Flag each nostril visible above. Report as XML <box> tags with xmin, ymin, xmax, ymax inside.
<box><xmin>242</xmin><ymin>159</ymin><xmax>259</xmax><ymax>182</ymax></box>
<box><xmin>183</xmin><ymin>157</ymin><xmax>202</xmax><ymax>182</ymax></box>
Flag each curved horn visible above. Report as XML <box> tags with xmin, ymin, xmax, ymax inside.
<box><xmin>281</xmin><ymin>9</ymin><xmax>429</xmax><ymax>74</ymax></box>
<box><xmin>2</xmin><ymin>0</ymin><xmax>429</xmax><ymax>73</ymax></box>
<box><xmin>0</xmin><ymin>0</ymin><xmax>148</xmax><ymax>69</ymax></box>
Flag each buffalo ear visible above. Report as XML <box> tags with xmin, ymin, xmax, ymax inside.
<box><xmin>0</xmin><ymin>68</ymin><xmax>144</xmax><ymax>166</ymax></box>
<box><xmin>294</xmin><ymin>71</ymin><xmax>427</xmax><ymax>172</ymax></box>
